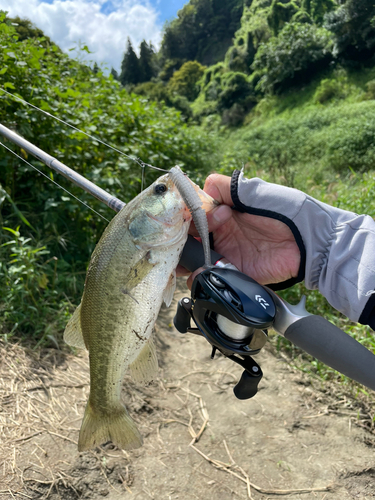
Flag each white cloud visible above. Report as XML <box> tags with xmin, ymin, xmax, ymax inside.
<box><xmin>1</xmin><ymin>0</ymin><xmax>163</xmax><ymax>72</ymax></box>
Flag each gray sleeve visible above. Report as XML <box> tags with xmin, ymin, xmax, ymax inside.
<box><xmin>231</xmin><ymin>170</ymin><xmax>375</xmax><ymax>324</ymax></box>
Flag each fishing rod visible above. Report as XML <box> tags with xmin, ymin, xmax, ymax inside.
<box><xmin>0</xmin><ymin>123</ymin><xmax>125</xmax><ymax>213</ymax></box>
<box><xmin>1</xmin><ymin>123</ymin><xmax>375</xmax><ymax>399</ymax></box>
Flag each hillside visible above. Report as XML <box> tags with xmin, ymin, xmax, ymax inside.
<box><xmin>121</xmin><ymin>0</ymin><xmax>375</xmax><ymax>128</ymax></box>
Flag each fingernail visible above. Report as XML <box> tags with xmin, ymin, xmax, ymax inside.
<box><xmin>213</xmin><ymin>204</ymin><xmax>231</xmax><ymax>223</ymax></box>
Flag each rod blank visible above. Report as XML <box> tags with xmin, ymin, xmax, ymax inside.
<box><xmin>0</xmin><ymin>123</ymin><xmax>125</xmax><ymax>213</ymax></box>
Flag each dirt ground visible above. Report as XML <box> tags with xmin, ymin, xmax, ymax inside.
<box><xmin>1</xmin><ymin>281</ymin><xmax>374</xmax><ymax>500</ymax></box>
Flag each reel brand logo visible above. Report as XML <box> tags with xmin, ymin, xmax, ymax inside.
<box><xmin>255</xmin><ymin>295</ymin><xmax>270</xmax><ymax>310</ymax></box>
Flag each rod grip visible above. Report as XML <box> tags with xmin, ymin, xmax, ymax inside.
<box><xmin>179</xmin><ymin>235</ymin><xmax>224</xmax><ymax>272</ymax></box>
<box><xmin>285</xmin><ymin>315</ymin><xmax>375</xmax><ymax>391</ymax></box>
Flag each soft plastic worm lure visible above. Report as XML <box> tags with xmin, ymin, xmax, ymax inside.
<box><xmin>169</xmin><ymin>166</ymin><xmax>212</xmax><ymax>268</ymax></box>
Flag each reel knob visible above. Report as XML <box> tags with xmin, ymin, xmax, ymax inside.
<box><xmin>173</xmin><ymin>298</ymin><xmax>193</xmax><ymax>333</ymax></box>
<box><xmin>229</xmin><ymin>355</ymin><xmax>263</xmax><ymax>400</ymax></box>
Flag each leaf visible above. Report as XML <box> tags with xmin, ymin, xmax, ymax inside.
<box><xmin>1</xmin><ymin>189</ymin><xmax>35</xmax><ymax>230</ymax></box>
<box><xmin>2</xmin><ymin>227</ymin><xmax>20</xmax><ymax>237</ymax></box>
<box><xmin>38</xmin><ymin>273</ymin><xmax>49</xmax><ymax>289</ymax></box>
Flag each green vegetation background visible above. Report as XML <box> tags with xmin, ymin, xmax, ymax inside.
<box><xmin>0</xmin><ymin>2</ymin><xmax>375</xmax><ymax>393</ymax></box>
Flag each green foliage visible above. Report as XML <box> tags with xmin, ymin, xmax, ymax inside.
<box><xmin>139</xmin><ymin>41</ymin><xmax>157</xmax><ymax>82</ymax></box>
<box><xmin>7</xmin><ymin>15</ymin><xmax>55</xmax><ymax>47</ymax></box>
<box><xmin>313</xmin><ymin>78</ymin><xmax>343</xmax><ymax>103</ymax></box>
<box><xmin>324</xmin><ymin>0</ymin><xmax>375</xmax><ymax>62</ymax></box>
<box><xmin>241</xmin><ymin>1</ymin><xmax>273</xmax><ymax>49</ymax></box>
<box><xmin>364</xmin><ymin>79</ymin><xmax>375</xmax><ymax>100</ymax></box>
<box><xmin>312</xmin><ymin>70</ymin><xmax>354</xmax><ymax>103</ymax></box>
<box><xmin>0</xmin><ymin>225</ymin><xmax>72</xmax><ymax>345</ymax></box>
<box><xmin>252</xmin><ymin>22</ymin><xmax>333</xmax><ymax>93</ymax></box>
<box><xmin>119</xmin><ymin>39</ymin><xmax>157</xmax><ymax>86</ymax></box>
<box><xmin>160</xmin><ymin>0</ymin><xmax>245</xmax><ymax>67</ymax></box>
<box><xmin>218</xmin><ymin>72</ymin><xmax>254</xmax><ymax>110</ymax></box>
<box><xmin>159</xmin><ymin>59</ymin><xmax>184</xmax><ymax>82</ymax></box>
<box><xmin>302</xmin><ymin>0</ymin><xmax>336</xmax><ymax>25</ymax></box>
<box><xmin>214</xmin><ymin>95</ymin><xmax>375</xmax><ymax>189</ymax></box>
<box><xmin>168</xmin><ymin>61</ymin><xmax>206</xmax><ymax>101</ymax></box>
<box><xmin>267</xmin><ymin>0</ymin><xmax>301</xmax><ymax>36</ymax></box>
<box><xmin>191</xmin><ymin>64</ymin><xmax>256</xmax><ymax>125</ymax></box>
<box><xmin>120</xmin><ymin>38</ymin><xmax>140</xmax><ymax>85</ymax></box>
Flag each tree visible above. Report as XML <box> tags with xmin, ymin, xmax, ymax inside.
<box><xmin>168</xmin><ymin>61</ymin><xmax>206</xmax><ymax>101</ymax></box>
<box><xmin>252</xmin><ymin>22</ymin><xmax>333</xmax><ymax>93</ymax></box>
<box><xmin>325</xmin><ymin>0</ymin><xmax>375</xmax><ymax>62</ymax></box>
<box><xmin>267</xmin><ymin>0</ymin><xmax>300</xmax><ymax>36</ymax></box>
<box><xmin>139</xmin><ymin>41</ymin><xmax>156</xmax><ymax>82</ymax></box>
<box><xmin>120</xmin><ymin>38</ymin><xmax>140</xmax><ymax>86</ymax></box>
<box><xmin>159</xmin><ymin>0</ymin><xmax>246</xmax><ymax>69</ymax></box>
<box><xmin>302</xmin><ymin>0</ymin><xmax>336</xmax><ymax>25</ymax></box>
<box><xmin>110</xmin><ymin>67</ymin><xmax>119</xmax><ymax>80</ymax></box>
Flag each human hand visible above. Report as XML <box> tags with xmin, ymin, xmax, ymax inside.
<box><xmin>184</xmin><ymin>173</ymin><xmax>300</xmax><ymax>288</ymax></box>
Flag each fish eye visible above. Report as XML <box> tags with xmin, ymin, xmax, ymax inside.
<box><xmin>154</xmin><ymin>183</ymin><xmax>167</xmax><ymax>195</ymax></box>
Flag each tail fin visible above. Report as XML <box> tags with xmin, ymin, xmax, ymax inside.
<box><xmin>78</xmin><ymin>400</ymin><xmax>143</xmax><ymax>452</ymax></box>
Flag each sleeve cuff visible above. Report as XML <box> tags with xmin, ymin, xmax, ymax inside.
<box><xmin>230</xmin><ymin>169</ymin><xmax>306</xmax><ymax>291</ymax></box>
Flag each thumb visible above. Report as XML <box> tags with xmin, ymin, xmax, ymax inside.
<box><xmin>186</xmin><ymin>266</ymin><xmax>205</xmax><ymax>290</ymax></box>
<box><xmin>206</xmin><ymin>203</ymin><xmax>233</xmax><ymax>232</ymax></box>
<box><xmin>204</xmin><ymin>174</ymin><xmax>233</xmax><ymax>205</ymax></box>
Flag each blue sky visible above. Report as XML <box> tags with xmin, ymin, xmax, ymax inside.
<box><xmin>98</xmin><ymin>0</ymin><xmax>188</xmax><ymax>22</ymax></box>
<box><xmin>1</xmin><ymin>0</ymin><xmax>189</xmax><ymax>71</ymax></box>
<box><xmin>153</xmin><ymin>0</ymin><xmax>187</xmax><ymax>23</ymax></box>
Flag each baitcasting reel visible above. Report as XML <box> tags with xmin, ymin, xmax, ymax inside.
<box><xmin>173</xmin><ymin>267</ymin><xmax>277</xmax><ymax>400</ymax></box>
<box><xmin>175</xmin><ymin>236</ymin><xmax>375</xmax><ymax>398</ymax></box>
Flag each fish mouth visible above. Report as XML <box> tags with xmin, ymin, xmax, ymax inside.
<box><xmin>145</xmin><ymin>211</ymin><xmax>185</xmax><ymax>227</ymax></box>
<box><xmin>192</xmin><ymin>185</ymin><xmax>219</xmax><ymax>212</ymax></box>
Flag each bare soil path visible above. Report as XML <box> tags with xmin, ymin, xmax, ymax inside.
<box><xmin>1</xmin><ymin>283</ymin><xmax>374</xmax><ymax>499</ymax></box>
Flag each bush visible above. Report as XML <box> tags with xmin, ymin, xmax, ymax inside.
<box><xmin>313</xmin><ymin>71</ymin><xmax>351</xmax><ymax>103</ymax></box>
<box><xmin>221</xmin><ymin>103</ymin><xmax>248</xmax><ymax>127</ymax></box>
<box><xmin>168</xmin><ymin>61</ymin><xmax>206</xmax><ymax>101</ymax></box>
<box><xmin>364</xmin><ymin>79</ymin><xmax>375</xmax><ymax>100</ymax></box>
<box><xmin>218</xmin><ymin>71</ymin><xmax>255</xmax><ymax>110</ymax></box>
<box><xmin>252</xmin><ymin>22</ymin><xmax>333</xmax><ymax>94</ymax></box>
<box><xmin>0</xmin><ymin>225</ymin><xmax>71</xmax><ymax>345</ymax></box>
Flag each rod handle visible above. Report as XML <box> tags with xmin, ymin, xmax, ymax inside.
<box><xmin>285</xmin><ymin>315</ymin><xmax>375</xmax><ymax>391</ymax></box>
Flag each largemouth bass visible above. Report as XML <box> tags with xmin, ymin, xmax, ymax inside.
<box><xmin>64</xmin><ymin>172</ymin><xmax>214</xmax><ymax>451</ymax></box>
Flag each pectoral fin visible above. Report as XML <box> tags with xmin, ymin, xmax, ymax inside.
<box><xmin>64</xmin><ymin>303</ymin><xmax>87</xmax><ymax>349</ymax></box>
<box><xmin>122</xmin><ymin>251</ymin><xmax>155</xmax><ymax>295</ymax></box>
<box><xmin>163</xmin><ymin>270</ymin><xmax>176</xmax><ymax>307</ymax></box>
<box><xmin>129</xmin><ymin>338</ymin><xmax>158</xmax><ymax>384</ymax></box>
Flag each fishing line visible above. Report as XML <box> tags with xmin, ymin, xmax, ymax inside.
<box><xmin>141</xmin><ymin>164</ymin><xmax>145</xmax><ymax>192</ymax></box>
<box><xmin>0</xmin><ymin>87</ymin><xmax>168</xmax><ymax>173</ymax></box>
<box><xmin>0</xmin><ymin>141</ymin><xmax>110</xmax><ymax>223</ymax></box>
